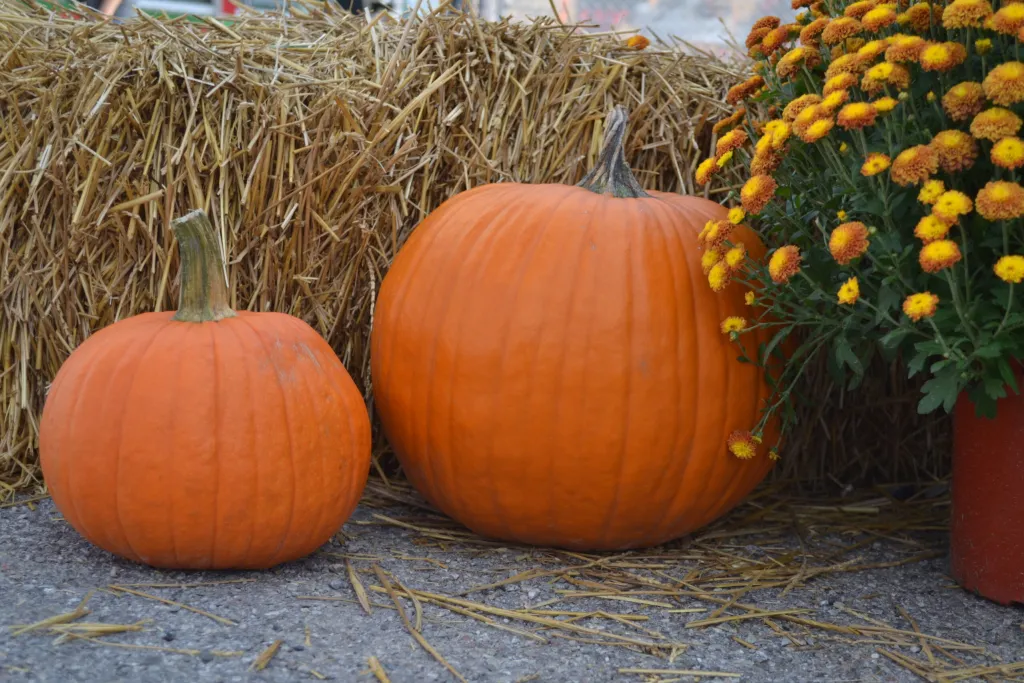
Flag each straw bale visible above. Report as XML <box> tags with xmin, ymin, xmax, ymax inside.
<box><xmin>0</xmin><ymin>1</ymin><xmax>948</xmax><ymax>499</ymax></box>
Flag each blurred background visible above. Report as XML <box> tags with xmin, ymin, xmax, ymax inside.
<box><xmin>94</xmin><ymin>0</ymin><xmax>797</xmax><ymax>51</ymax></box>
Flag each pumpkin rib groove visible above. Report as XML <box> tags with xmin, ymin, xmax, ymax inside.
<box><xmin>208</xmin><ymin>323</ymin><xmax>222</xmax><ymax>568</ymax></box>
<box><xmin>640</xmin><ymin>201</ymin><xmax>687</xmax><ymax>539</ymax></box>
<box><xmin>381</xmin><ymin>193</ymin><xmax>508</xmax><ymax>509</ymax></box>
<box><xmin>238</xmin><ymin>315</ymin><xmax>299</xmax><ymax>568</ymax></box>
<box><xmin>481</xmin><ymin>190</ymin><xmax>578</xmax><ymax>541</ymax></box>
<box><xmin>117</xmin><ymin>318</ymin><xmax>179</xmax><ymax>564</ymax></box>
<box><xmin>423</xmin><ymin>193</ymin><xmax>524</xmax><ymax>526</ymax></box>
<box><xmin>597</xmin><ymin>200</ymin><xmax>637</xmax><ymax>547</ymax></box>
<box><xmin>543</xmin><ymin>195</ymin><xmax>600</xmax><ymax>541</ymax></box>
<box><xmin>223</xmin><ymin>318</ymin><xmax>260</xmax><ymax>565</ymax></box>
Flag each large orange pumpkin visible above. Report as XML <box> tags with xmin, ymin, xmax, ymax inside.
<box><xmin>370</xmin><ymin>107</ymin><xmax>779</xmax><ymax>551</ymax></box>
<box><xmin>39</xmin><ymin>210</ymin><xmax>371</xmax><ymax>569</ymax></box>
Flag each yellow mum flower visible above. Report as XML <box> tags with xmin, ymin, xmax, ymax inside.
<box><xmin>824</xmin><ymin>73</ymin><xmax>858</xmax><ymax>95</ymax></box>
<box><xmin>708</xmin><ymin>261</ymin><xmax>731</xmax><ymax>292</ymax></box>
<box><xmin>704</xmin><ymin>219</ymin><xmax>735</xmax><ymax>248</ymax></box>
<box><xmin>838</xmin><ymin>102</ymin><xmax>878</xmax><ymax>130</ymax></box>
<box><xmin>728</xmin><ymin>206</ymin><xmax>746</xmax><ymax>225</ymax></box>
<box><xmin>768</xmin><ymin>449</ymin><xmax>781</xmax><ymax>462</ymax></box>
<box><xmin>975</xmin><ymin>38</ymin><xmax>993</xmax><ymax>55</ymax></box>
<box><xmin>857</xmin><ymin>38</ymin><xmax>891</xmax><ymax>61</ymax></box>
<box><xmin>716</xmin><ymin>129</ymin><xmax>749</xmax><ymax>156</ymax></box>
<box><xmin>915</xmin><ymin>215</ymin><xmax>952</xmax><ymax>243</ymax></box>
<box><xmin>976</xmin><ymin>181</ymin><xmax>1024</xmax><ymax>221</ymax></box>
<box><xmin>839</xmin><ymin>142</ymin><xmax>849</xmax><ymax>153</ymax></box>
<box><xmin>777</xmin><ymin>46</ymin><xmax>823</xmax><ymax>79</ymax></box>
<box><xmin>885</xmin><ymin>34</ymin><xmax>926</xmax><ymax>62</ymax></box>
<box><xmin>838</xmin><ymin>277</ymin><xmax>860</xmax><ymax>305</ymax></box>
<box><xmin>712</xmin><ymin>108</ymin><xmax>747</xmax><ymax>135</ymax></box>
<box><xmin>626</xmin><ymin>35</ymin><xmax>651</xmax><ymax>50</ymax></box>
<box><xmin>783</xmin><ymin>94</ymin><xmax>823</xmax><ymax>122</ymax></box>
<box><xmin>716</xmin><ymin>151</ymin><xmax>735</xmax><ymax>168</ymax></box>
<box><xmin>845</xmin><ymin>1</ymin><xmax>877</xmax><ymax>19</ymax></box>
<box><xmin>933</xmin><ymin>190</ymin><xmax>974</xmax><ymax>224</ymax></box>
<box><xmin>903</xmin><ymin>292</ymin><xmax>939</xmax><ymax>322</ymax></box>
<box><xmin>826</xmin><ymin>53</ymin><xmax>868</xmax><ymax>79</ymax></box>
<box><xmin>696</xmin><ymin>157</ymin><xmax>718</xmax><ymax>185</ymax></box>
<box><xmin>829</xmin><ymin>221</ymin><xmax>871</xmax><ymax>264</ymax></box>
<box><xmin>741</xmin><ymin>175</ymin><xmax>779</xmax><ymax>215</ymax></box>
<box><xmin>919</xmin><ymin>240</ymin><xmax>963</xmax><ymax>273</ymax></box>
<box><xmin>720</xmin><ymin>316</ymin><xmax>747</xmax><ymax>334</ymax></box>
<box><xmin>984</xmin><ymin>62</ymin><xmax>1024</xmax><ymax>107</ymax></box>
<box><xmin>918</xmin><ymin>179</ymin><xmax>946</xmax><ymax>205</ymax></box>
<box><xmin>727</xmin><ymin>430</ymin><xmax>759</xmax><ymax>460</ymax></box>
<box><xmin>993</xmin><ymin>3</ymin><xmax>1024</xmax><ymax>35</ymax></box>
<box><xmin>919</xmin><ymin>42</ymin><xmax>967</xmax><ymax>72</ymax></box>
<box><xmin>821</xmin><ymin>89</ymin><xmax>850</xmax><ymax>112</ymax></box>
<box><xmin>862</xmin><ymin>61</ymin><xmax>911</xmax><ymax>94</ymax></box>
<box><xmin>861</xmin><ymin>152</ymin><xmax>892</xmax><ymax>176</ymax></box>
<box><xmin>994</xmin><ymin>255</ymin><xmax>1024</xmax><ymax>284</ymax></box>
<box><xmin>769</xmin><ymin>245</ymin><xmax>802</xmax><ymax>284</ymax></box>
<box><xmin>800</xmin><ymin>117</ymin><xmax>835</xmax><ymax>143</ymax></box>
<box><xmin>725</xmin><ymin>243</ymin><xmax>747</xmax><ymax>269</ymax></box>
<box><xmin>800</xmin><ymin>17</ymin><xmax>829</xmax><ymax>46</ymax></box>
<box><xmin>837</xmin><ymin>210</ymin><xmax>848</xmax><ymax>220</ymax></box>
<box><xmin>873</xmin><ymin>96</ymin><xmax>899</xmax><ymax>113</ymax></box>
<box><xmin>942</xmin><ymin>0</ymin><xmax>993</xmax><ymax>29</ymax></box>
<box><xmin>701</xmin><ymin>247</ymin><xmax>723</xmax><ymax>274</ymax></box>
<box><xmin>971</xmin><ymin>107</ymin><xmax>1024</xmax><ymax>141</ymax></box>
<box><xmin>863</xmin><ymin>5</ymin><xmax>898</xmax><ymax>31</ymax></box>
<box><xmin>744</xmin><ymin>291</ymin><xmax>756</xmax><ymax>306</ymax></box>
<box><xmin>764</xmin><ymin>119</ymin><xmax>793</xmax><ymax>149</ymax></box>
<box><xmin>992</xmin><ymin>137</ymin><xmax>1024</xmax><ymax>170</ymax></box>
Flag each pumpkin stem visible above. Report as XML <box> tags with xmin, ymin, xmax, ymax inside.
<box><xmin>577</xmin><ymin>105</ymin><xmax>651</xmax><ymax>199</ymax></box>
<box><xmin>170</xmin><ymin>209</ymin><xmax>236</xmax><ymax>323</ymax></box>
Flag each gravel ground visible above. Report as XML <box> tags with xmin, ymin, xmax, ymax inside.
<box><xmin>1</xmin><ymin>495</ymin><xmax>1022</xmax><ymax>683</ymax></box>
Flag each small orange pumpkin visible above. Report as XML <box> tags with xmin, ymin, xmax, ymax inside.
<box><xmin>370</xmin><ymin>107</ymin><xmax>778</xmax><ymax>551</ymax></box>
<box><xmin>39</xmin><ymin>210</ymin><xmax>371</xmax><ymax>569</ymax></box>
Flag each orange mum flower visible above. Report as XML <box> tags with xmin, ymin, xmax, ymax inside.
<box><xmin>746</xmin><ymin>27</ymin><xmax>772</xmax><ymax>55</ymax></box>
<box><xmin>903</xmin><ymin>3</ymin><xmax>934</xmax><ymax>33</ymax></box>
<box><xmin>823</xmin><ymin>17</ymin><xmax>864</xmax><ymax>45</ymax></box>
<box><xmin>919</xmin><ymin>42</ymin><xmax>967</xmax><ymax>71</ymax></box>
<box><xmin>976</xmin><ymin>181</ymin><xmax>1024</xmax><ymax>221</ymax></box>
<box><xmin>863</xmin><ymin>5</ymin><xmax>898</xmax><ymax>30</ymax></box>
<box><xmin>862</xmin><ymin>152</ymin><xmax>892</xmax><ymax>176</ymax></box>
<box><xmin>712</xmin><ymin>108</ymin><xmax>746</xmax><ymax>135</ymax></box>
<box><xmin>751</xmin><ymin>150</ymin><xmax>783</xmax><ymax>175</ymax></box>
<box><xmin>862</xmin><ymin>61</ymin><xmax>911</xmax><ymax>94</ymax></box>
<box><xmin>837</xmin><ymin>102</ymin><xmax>878</xmax><ymax>129</ymax></box>
<box><xmin>993</xmin><ymin>3</ymin><xmax>1024</xmax><ymax>35</ymax></box>
<box><xmin>942</xmin><ymin>81</ymin><xmax>986</xmax><ymax>122</ymax></box>
<box><xmin>919</xmin><ymin>240</ymin><xmax>962</xmax><ymax>273</ymax></box>
<box><xmin>933</xmin><ymin>191</ymin><xmax>974</xmax><ymax>224</ymax></box>
<box><xmin>703</xmin><ymin>220</ymin><xmax>735</xmax><ymax>249</ymax></box>
<box><xmin>903</xmin><ymin>292</ymin><xmax>939</xmax><ymax>322</ymax></box>
<box><xmin>830</xmin><ymin>221</ymin><xmax>871</xmax><ymax>264</ymax></box>
<box><xmin>873</xmin><ymin>96</ymin><xmax>899</xmax><ymax>113</ymax></box>
<box><xmin>752</xmin><ymin>16</ymin><xmax>782</xmax><ymax>31</ymax></box>
<box><xmin>845</xmin><ymin>0</ymin><xmax>877</xmax><ymax>19</ymax></box>
<box><xmin>783</xmin><ymin>94</ymin><xmax>823</xmax><ymax>122</ymax></box>
<box><xmin>915</xmin><ymin>215</ymin><xmax>952</xmax><ymax>243</ymax></box>
<box><xmin>800</xmin><ymin>17</ymin><xmax>830</xmax><ymax>45</ymax></box>
<box><xmin>741</xmin><ymin>175</ymin><xmax>779</xmax><ymax>215</ymax></box>
<box><xmin>885</xmin><ymin>34</ymin><xmax>926</xmax><ymax>62</ymax></box>
<box><xmin>761</xmin><ymin>26</ymin><xmax>792</xmax><ymax>54</ymax></box>
<box><xmin>857</xmin><ymin>38</ymin><xmax>891</xmax><ymax>62</ymax></box>
<box><xmin>726</xmin><ymin>76</ymin><xmax>766</xmax><ymax>105</ymax></box>
<box><xmin>777</xmin><ymin>47</ymin><xmax>823</xmax><ymax>79</ymax></box>
<box><xmin>821</xmin><ymin>90</ymin><xmax>850</xmax><ymax>113</ymax></box>
<box><xmin>824</xmin><ymin>72</ymin><xmax>858</xmax><ymax>94</ymax></box>
<box><xmin>992</xmin><ymin>137</ymin><xmax>1024</xmax><ymax>170</ymax></box>
<box><xmin>971</xmin><ymin>108</ymin><xmax>1024</xmax><ymax>142</ymax></box>
<box><xmin>769</xmin><ymin>245</ymin><xmax>802</xmax><ymax>284</ymax></box>
<box><xmin>716</xmin><ymin>129</ymin><xmax>749</xmax><ymax>156</ymax></box>
<box><xmin>727</xmin><ymin>430</ymin><xmax>759</xmax><ymax>460</ymax></box>
<box><xmin>984</xmin><ymin>62</ymin><xmax>1024</xmax><ymax>107</ymax></box>
<box><xmin>942</xmin><ymin>0</ymin><xmax>992</xmax><ymax>29</ymax></box>
<box><xmin>793</xmin><ymin>104</ymin><xmax>828</xmax><ymax>136</ymax></box>
<box><xmin>929</xmin><ymin>130</ymin><xmax>974</xmax><ymax>174</ymax></box>
<box><xmin>826</xmin><ymin>53</ymin><xmax>868</xmax><ymax>79</ymax></box>
<box><xmin>800</xmin><ymin>117</ymin><xmax>835</xmax><ymax>143</ymax></box>
<box><xmin>626</xmin><ymin>35</ymin><xmax>651</xmax><ymax>50</ymax></box>
<box><xmin>891</xmin><ymin>145</ymin><xmax>939</xmax><ymax>186</ymax></box>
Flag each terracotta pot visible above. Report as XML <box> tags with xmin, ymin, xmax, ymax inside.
<box><xmin>950</xmin><ymin>387</ymin><xmax>1024</xmax><ymax>606</ymax></box>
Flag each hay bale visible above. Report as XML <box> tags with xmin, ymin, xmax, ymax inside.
<box><xmin>0</xmin><ymin>1</ymin><xmax>746</xmax><ymax>497</ymax></box>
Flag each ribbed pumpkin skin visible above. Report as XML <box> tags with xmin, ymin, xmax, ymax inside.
<box><xmin>40</xmin><ymin>311</ymin><xmax>371</xmax><ymax>569</ymax></box>
<box><xmin>370</xmin><ymin>184</ymin><xmax>777</xmax><ymax>551</ymax></box>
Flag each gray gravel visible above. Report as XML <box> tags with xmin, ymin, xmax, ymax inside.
<box><xmin>1</xmin><ymin>498</ymin><xmax>1022</xmax><ymax>683</ymax></box>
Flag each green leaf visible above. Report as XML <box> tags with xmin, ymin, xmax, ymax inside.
<box><xmin>880</xmin><ymin>328</ymin><xmax>911</xmax><ymax>351</ymax></box>
<box><xmin>973</xmin><ymin>343</ymin><xmax>1004</xmax><ymax>360</ymax></box>
<box><xmin>760</xmin><ymin>324</ymin><xmax>794</xmax><ymax>365</ymax></box>
<box><xmin>998</xmin><ymin>358</ymin><xmax>1020</xmax><ymax>395</ymax></box>
<box><xmin>917</xmin><ymin>364</ymin><xmax>962</xmax><ymax>415</ymax></box>
<box><xmin>834</xmin><ymin>335</ymin><xmax>864</xmax><ymax>377</ymax></box>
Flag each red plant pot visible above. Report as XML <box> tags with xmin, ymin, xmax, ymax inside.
<box><xmin>950</xmin><ymin>389</ymin><xmax>1024</xmax><ymax>606</ymax></box>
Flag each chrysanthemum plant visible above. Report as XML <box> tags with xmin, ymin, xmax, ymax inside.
<box><xmin>699</xmin><ymin>0</ymin><xmax>1024</xmax><ymax>461</ymax></box>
